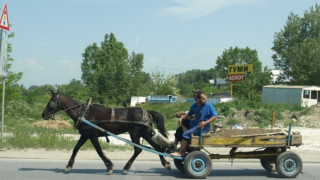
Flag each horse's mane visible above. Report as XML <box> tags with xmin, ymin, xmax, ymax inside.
<box><xmin>59</xmin><ymin>93</ymin><xmax>82</xmax><ymax>105</ymax></box>
<box><xmin>91</xmin><ymin>103</ymin><xmax>108</xmax><ymax>111</ymax></box>
<box><xmin>59</xmin><ymin>93</ymin><xmax>129</xmax><ymax>111</ymax></box>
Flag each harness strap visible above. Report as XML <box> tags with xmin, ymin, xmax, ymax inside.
<box><xmin>111</xmin><ymin>108</ymin><xmax>115</xmax><ymax>121</ymax></box>
<box><xmin>143</xmin><ymin>109</ymin><xmax>148</xmax><ymax>121</ymax></box>
<box><xmin>77</xmin><ymin>102</ymin><xmax>151</xmax><ymax>128</ymax></box>
<box><xmin>81</xmin><ymin>97</ymin><xmax>92</xmax><ymax>119</ymax></box>
<box><xmin>90</xmin><ymin>119</ymin><xmax>148</xmax><ymax>125</ymax></box>
<box><xmin>75</xmin><ymin>97</ymin><xmax>92</xmax><ymax>129</ymax></box>
<box><xmin>90</xmin><ymin>108</ymin><xmax>150</xmax><ymax>126</ymax></box>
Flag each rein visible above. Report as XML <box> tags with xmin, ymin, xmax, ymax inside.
<box><xmin>47</xmin><ymin>95</ymin><xmax>81</xmax><ymax>120</ymax></box>
<box><xmin>48</xmin><ymin>104</ymin><xmax>81</xmax><ymax>120</ymax></box>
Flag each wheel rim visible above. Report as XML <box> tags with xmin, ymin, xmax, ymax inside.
<box><xmin>190</xmin><ymin>157</ymin><xmax>207</xmax><ymax>174</ymax></box>
<box><xmin>282</xmin><ymin>158</ymin><xmax>298</xmax><ymax>175</ymax></box>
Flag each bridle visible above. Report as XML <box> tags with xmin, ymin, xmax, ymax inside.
<box><xmin>46</xmin><ymin>94</ymin><xmax>81</xmax><ymax>120</ymax></box>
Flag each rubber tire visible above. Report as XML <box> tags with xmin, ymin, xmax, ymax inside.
<box><xmin>184</xmin><ymin>151</ymin><xmax>212</xmax><ymax>179</ymax></box>
<box><xmin>173</xmin><ymin>147</ymin><xmax>187</xmax><ymax>172</ymax></box>
<box><xmin>260</xmin><ymin>148</ymin><xmax>277</xmax><ymax>172</ymax></box>
<box><xmin>260</xmin><ymin>158</ymin><xmax>276</xmax><ymax>172</ymax></box>
<box><xmin>174</xmin><ymin>158</ymin><xmax>185</xmax><ymax>172</ymax></box>
<box><xmin>275</xmin><ymin>151</ymin><xmax>302</xmax><ymax>178</ymax></box>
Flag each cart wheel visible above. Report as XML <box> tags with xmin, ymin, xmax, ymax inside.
<box><xmin>260</xmin><ymin>148</ymin><xmax>276</xmax><ymax>172</ymax></box>
<box><xmin>174</xmin><ymin>158</ymin><xmax>185</xmax><ymax>172</ymax></box>
<box><xmin>174</xmin><ymin>147</ymin><xmax>188</xmax><ymax>172</ymax></box>
<box><xmin>260</xmin><ymin>158</ymin><xmax>276</xmax><ymax>172</ymax></box>
<box><xmin>275</xmin><ymin>151</ymin><xmax>302</xmax><ymax>178</ymax></box>
<box><xmin>184</xmin><ymin>151</ymin><xmax>212</xmax><ymax>179</ymax></box>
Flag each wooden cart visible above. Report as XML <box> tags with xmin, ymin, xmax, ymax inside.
<box><xmin>174</xmin><ymin>126</ymin><xmax>303</xmax><ymax>179</ymax></box>
<box><xmin>78</xmin><ymin>117</ymin><xmax>303</xmax><ymax>179</ymax></box>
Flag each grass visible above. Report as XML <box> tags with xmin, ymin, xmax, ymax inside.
<box><xmin>138</xmin><ymin>102</ymin><xmax>192</xmax><ymax>130</ymax></box>
<box><xmin>0</xmin><ymin>132</ymin><xmax>131</xmax><ymax>151</ymax></box>
<box><xmin>1</xmin><ymin>98</ymin><xmax>131</xmax><ymax>151</ymax></box>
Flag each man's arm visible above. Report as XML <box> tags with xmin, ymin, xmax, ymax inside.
<box><xmin>198</xmin><ymin>116</ymin><xmax>217</xmax><ymax>129</ymax></box>
<box><xmin>179</xmin><ymin>114</ymin><xmax>191</xmax><ymax>125</ymax></box>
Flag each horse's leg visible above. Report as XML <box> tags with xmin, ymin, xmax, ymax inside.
<box><xmin>65</xmin><ymin>135</ymin><xmax>88</xmax><ymax>171</ymax></box>
<box><xmin>89</xmin><ymin>136</ymin><xmax>113</xmax><ymax>175</ymax></box>
<box><xmin>143</xmin><ymin>136</ymin><xmax>171</xmax><ymax>170</ymax></box>
<box><xmin>123</xmin><ymin>132</ymin><xmax>143</xmax><ymax>174</ymax></box>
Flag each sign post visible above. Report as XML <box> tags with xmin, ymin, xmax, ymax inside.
<box><xmin>227</xmin><ymin>64</ymin><xmax>253</xmax><ymax>96</ymax></box>
<box><xmin>0</xmin><ymin>2</ymin><xmax>9</xmax><ymax>140</ymax></box>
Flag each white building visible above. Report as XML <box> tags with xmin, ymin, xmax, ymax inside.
<box><xmin>130</xmin><ymin>96</ymin><xmax>146</xmax><ymax>107</ymax></box>
<box><xmin>262</xmin><ymin>85</ymin><xmax>320</xmax><ymax>107</ymax></box>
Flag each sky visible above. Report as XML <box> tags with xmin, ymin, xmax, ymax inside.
<box><xmin>4</xmin><ymin>0</ymin><xmax>320</xmax><ymax>88</ymax></box>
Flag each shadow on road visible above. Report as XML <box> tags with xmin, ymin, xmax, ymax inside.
<box><xmin>19</xmin><ymin>167</ymin><xmax>106</xmax><ymax>174</ymax></box>
<box><xmin>18</xmin><ymin>167</ymin><xmax>187</xmax><ymax>178</ymax></box>
<box><xmin>19</xmin><ymin>167</ymin><xmax>279</xmax><ymax>178</ymax></box>
<box><xmin>209</xmin><ymin>169</ymin><xmax>279</xmax><ymax>178</ymax></box>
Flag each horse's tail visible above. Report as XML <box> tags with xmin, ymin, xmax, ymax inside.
<box><xmin>147</xmin><ymin>110</ymin><xmax>168</xmax><ymax>138</ymax></box>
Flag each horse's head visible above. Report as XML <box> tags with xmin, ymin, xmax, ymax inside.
<box><xmin>42</xmin><ymin>90</ymin><xmax>62</xmax><ymax>120</ymax></box>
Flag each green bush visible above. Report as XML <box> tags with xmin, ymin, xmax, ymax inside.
<box><xmin>138</xmin><ymin>102</ymin><xmax>192</xmax><ymax>130</ymax></box>
<box><xmin>220</xmin><ymin>103</ymin><xmax>231</xmax><ymax>117</ymax></box>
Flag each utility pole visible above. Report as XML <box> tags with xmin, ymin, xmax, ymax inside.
<box><xmin>0</xmin><ymin>2</ymin><xmax>9</xmax><ymax>140</ymax></box>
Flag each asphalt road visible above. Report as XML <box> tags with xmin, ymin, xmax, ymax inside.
<box><xmin>0</xmin><ymin>158</ymin><xmax>318</xmax><ymax>180</ymax></box>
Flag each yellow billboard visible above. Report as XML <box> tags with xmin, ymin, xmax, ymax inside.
<box><xmin>228</xmin><ymin>64</ymin><xmax>253</xmax><ymax>75</ymax></box>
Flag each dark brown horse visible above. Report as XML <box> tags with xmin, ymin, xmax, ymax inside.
<box><xmin>41</xmin><ymin>91</ymin><xmax>171</xmax><ymax>174</ymax></box>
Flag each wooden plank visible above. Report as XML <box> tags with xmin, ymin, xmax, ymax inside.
<box><xmin>189</xmin><ymin>128</ymin><xmax>302</xmax><ymax>148</ymax></box>
<box><xmin>290</xmin><ymin>134</ymin><xmax>302</xmax><ymax>146</ymax></box>
<box><xmin>191</xmin><ymin>135</ymin><xmax>288</xmax><ymax>147</ymax></box>
<box><xmin>230</xmin><ymin>131</ymin><xmax>287</xmax><ymax>137</ymax></box>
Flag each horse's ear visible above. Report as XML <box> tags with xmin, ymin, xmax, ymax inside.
<box><xmin>50</xmin><ymin>90</ymin><xmax>54</xmax><ymax>98</ymax></box>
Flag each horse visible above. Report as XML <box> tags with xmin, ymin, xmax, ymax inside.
<box><xmin>41</xmin><ymin>90</ymin><xmax>171</xmax><ymax>174</ymax></box>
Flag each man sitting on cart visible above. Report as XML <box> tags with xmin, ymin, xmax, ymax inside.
<box><xmin>173</xmin><ymin>89</ymin><xmax>200</xmax><ymax>146</ymax></box>
<box><xmin>171</xmin><ymin>91</ymin><xmax>218</xmax><ymax>157</ymax></box>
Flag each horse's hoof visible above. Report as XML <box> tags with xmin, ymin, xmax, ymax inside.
<box><xmin>65</xmin><ymin>166</ymin><xmax>72</xmax><ymax>172</ymax></box>
<box><xmin>165</xmin><ymin>162</ymin><xmax>171</xmax><ymax>170</ymax></box>
<box><xmin>106</xmin><ymin>168</ymin><xmax>113</xmax><ymax>175</ymax></box>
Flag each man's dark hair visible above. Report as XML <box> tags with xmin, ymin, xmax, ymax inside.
<box><xmin>192</xmin><ymin>89</ymin><xmax>204</xmax><ymax>99</ymax></box>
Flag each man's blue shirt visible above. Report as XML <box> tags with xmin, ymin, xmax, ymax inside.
<box><xmin>187</xmin><ymin>102</ymin><xmax>218</xmax><ymax>133</ymax></box>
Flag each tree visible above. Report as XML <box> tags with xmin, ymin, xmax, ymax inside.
<box><xmin>176</xmin><ymin>68</ymin><xmax>218</xmax><ymax>97</ymax></box>
<box><xmin>179</xmin><ymin>83</ymin><xmax>195</xmax><ymax>98</ymax></box>
<box><xmin>58</xmin><ymin>79</ymin><xmax>89</xmax><ymax>101</ymax></box>
<box><xmin>158</xmin><ymin>73</ymin><xmax>178</xmax><ymax>95</ymax></box>
<box><xmin>22</xmin><ymin>84</ymin><xmax>55</xmax><ymax>104</ymax></box>
<box><xmin>150</xmin><ymin>68</ymin><xmax>178</xmax><ymax>95</ymax></box>
<box><xmin>0</xmin><ymin>32</ymin><xmax>23</xmax><ymax>102</ymax></box>
<box><xmin>215</xmin><ymin>47</ymin><xmax>271</xmax><ymax>99</ymax></box>
<box><xmin>81</xmin><ymin>33</ymin><xmax>130</xmax><ymax>104</ymax></box>
<box><xmin>81</xmin><ymin>33</ymin><xmax>147</xmax><ymax>105</ymax></box>
<box><xmin>272</xmin><ymin>3</ymin><xmax>320</xmax><ymax>85</ymax></box>
<box><xmin>151</xmin><ymin>68</ymin><xmax>164</xmax><ymax>95</ymax></box>
<box><xmin>127</xmin><ymin>52</ymin><xmax>152</xmax><ymax>96</ymax></box>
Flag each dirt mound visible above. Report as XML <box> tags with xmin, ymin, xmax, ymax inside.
<box><xmin>297</xmin><ymin>104</ymin><xmax>320</xmax><ymax>128</ymax></box>
<box><xmin>33</xmin><ymin>120</ymin><xmax>72</xmax><ymax>129</ymax></box>
<box><xmin>217</xmin><ymin>104</ymin><xmax>320</xmax><ymax>128</ymax></box>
